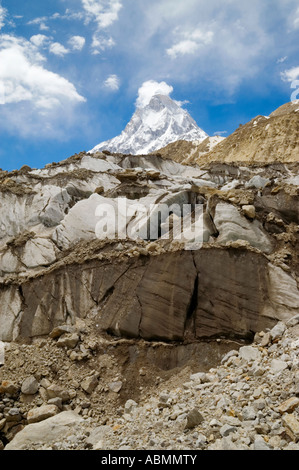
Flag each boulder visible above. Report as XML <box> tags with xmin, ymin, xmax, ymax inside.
<box><xmin>27</xmin><ymin>404</ymin><xmax>59</xmax><ymax>424</ymax></box>
<box><xmin>0</xmin><ymin>251</ymin><xmax>19</xmax><ymax>274</ymax></box>
<box><xmin>270</xmin><ymin>359</ymin><xmax>288</xmax><ymax>374</ymax></box>
<box><xmin>185</xmin><ymin>409</ymin><xmax>204</xmax><ymax>429</ymax></box>
<box><xmin>21</xmin><ymin>376</ymin><xmax>39</xmax><ymax>395</ymax></box>
<box><xmin>278</xmin><ymin>397</ymin><xmax>299</xmax><ymax>415</ymax></box>
<box><xmin>39</xmin><ymin>187</ymin><xmax>72</xmax><ymax>227</ymax></box>
<box><xmin>108</xmin><ymin>381</ymin><xmax>123</xmax><ymax>393</ymax></box>
<box><xmin>242</xmin><ymin>205</ymin><xmax>256</xmax><ymax>219</ymax></box>
<box><xmin>254</xmin><ymin>436</ymin><xmax>272</xmax><ymax>450</ymax></box>
<box><xmin>239</xmin><ymin>346</ymin><xmax>261</xmax><ymax>362</ymax></box>
<box><xmin>124</xmin><ymin>400</ymin><xmax>138</xmax><ymax>414</ymax></box>
<box><xmin>270</xmin><ymin>322</ymin><xmax>286</xmax><ymax>341</ymax></box>
<box><xmin>85</xmin><ymin>425</ymin><xmax>112</xmax><ymax>450</ymax></box>
<box><xmin>214</xmin><ymin>203</ymin><xmax>272</xmax><ymax>253</ymax></box>
<box><xmin>81</xmin><ymin>375</ymin><xmax>99</xmax><ymax>394</ymax></box>
<box><xmin>0</xmin><ymin>380</ymin><xmax>20</xmax><ymax>396</ymax></box>
<box><xmin>245</xmin><ymin>175</ymin><xmax>270</xmax><ymax>190</ymax></box>
<box><xmin>56</xmin><ymin>333</ymin><xmax>80</xmax><ymax>349</ymax></box>
<box><xmin>282</xmin><ymin>414</ymin><xmax>299</xmax><ymax>442</ymax></box>
<box><xmin>46</xmin><ymin>384</ymin><xmax>70</xmax><ymax>402</ymax></box>
<box><xmin>49</xmin><ymin>325</ymin><xmax>76</xmax><ymax>339</ymax></box>
<box><xmin>21</xmin><ymin>238</ymin><xmax>57</xmax><ymax>269</ymax></box>
<box><xmin>5</xmin><ymin>411</ymin><xmax>83</xmax><ymax>450</ymax></box>
<box><xmin>52</xmin><ymin>193</ymin><xmax>103</xmax><ymax>250</ymax></box>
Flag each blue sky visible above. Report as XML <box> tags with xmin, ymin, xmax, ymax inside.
<box><xmin>0</xmin><ymin>0</ymin><xmax>298</xmax><ymax>171</ymax></box>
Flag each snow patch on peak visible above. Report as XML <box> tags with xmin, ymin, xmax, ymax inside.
<box><xmin>90</xmin><ymin>93</ymin><xmax>208</xmax><ymax>156</ymax></box>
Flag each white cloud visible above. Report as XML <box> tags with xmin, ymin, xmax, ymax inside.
<box><xmin>63</xmin><ymin>9</ymin><xmax>85</xmax><ymax>22</ymax></box>
<box><xmin>68</xmin><ymin>35</ymin><xmax>86</xmax><ymax>51</ymax></box>
<box><xmin>0</xmin><ymin>35</ymin><xmax>85</xmax><ymax>109</ymax></box>
<box><xmin>115</xmin><ymin>1</ymin><xmax>296</xmax><ymax>98</ymax></box>
<box><xmin>293</xmin><ymin>7</ymin><xmax>299</xmax><ymax>29</ymax></box>
<box><xmin>104</xmin><ymin>74</ymin><xmax>120</xmax><ymax>91</ymax></box>
<box><xmin>281</xmin><ymin>66</ymin><xmax>299</xmax><ymax>82</ymax></box>
<box><xmin>30</xmin><ymin>34</ymin><xmax>49</xmax><ymax>47</ymax></box>
<box><xmin>167</xmin><ymin>40</ymin><xmax>200</xmax><ymax>59</ymax></box>
<box><xmin>49</xmin><ymin>42</ymin><xmax>70</xmax><ymax>57</ymax></box>
<box><xmin>82</xmin><ymin>0</ymin><xmax>122</xmax><ymax>28</ymax></box>
<box><xmin>27</xmin><ymin>3</ymin><xmax>122</xmax><ymax>55</ymax></box>
<box><xmin>190</xmin><ymin>29</ymin><xmax>214</xmax><ymax>44</ymax></box>
<box><xmin>81</xmin><ymin>1</ymin><xmax>122</xmax><ymax>53</ymax></box>
<box><xmin>27</xmin><ymin>16</ymin><xmax>50</xmax><ymax>31</ymax></box>
<box><xmin>277</xmin><ymin>56</ymin><xmax>287</xmax><ymax>64</ymax></box>
<box><xmin>0</xmin><ymin>4</ymin><xmax>6</xmax><ymax>30</ymax></box>
<box><xmin>214</xmin><ymin>131</ymin><xmax>227</xmax><ymax>136</ymax></box>
<box><xmin>136</xmin><ymin>80</ymin><xmax>174</xmax><ymax>108</ymax></box>
<box><xmin>91</xmin><ymin>33</ymin><xmax>115</xmax><ymax>53</ymax></box>
<box><xmin>39</xmin><ymin>22</ymin><xmax>49</xmax><ymax>31</ymax></box>
<box><xmin>27</xmin><ymin>11</ymin><xmax>85</xmax><ymax>29</ymax></box>
<box><xmin>167</xmin><ymin>28</ymin><xmax>214</xmax><ymax>59</ymax></box>
<box><xmin>27</xmin><ymin>16</ymin><xmax>47</xmax><ymax>25</ymax></box>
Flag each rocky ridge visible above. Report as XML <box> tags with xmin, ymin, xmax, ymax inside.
<box><xmin>157</xmin><ymin>136</ymin><xmax>226</xmax><ymax>165</ymax></box>
<box><xmin>158</xmin><ymin>101</ymin><xmax>299</xmax><ymax>165</ymax></box>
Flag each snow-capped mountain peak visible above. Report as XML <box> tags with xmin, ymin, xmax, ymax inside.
<box><xmin>90</xmin><ymin>93</ymin><xmax>208</xmax><ymax>155</ymax></box>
